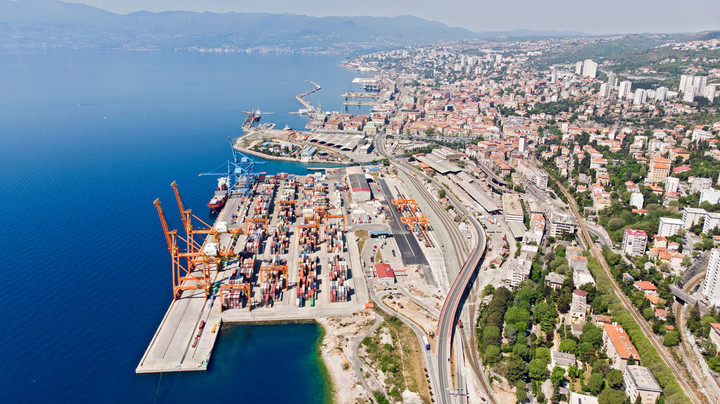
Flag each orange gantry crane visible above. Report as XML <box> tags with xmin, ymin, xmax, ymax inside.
<box><xmin>323</xmin><ymin>214</ymin><xmax>346</xmax><ymax>233</ymax></box>
<box><xmin>171</xmin><ymin>181</ymin><xmax>220</xmax><ymax>256</ymax></box>
<box><xmin>245</xmin><ymin>217</ymin><xmax>268</xmax><ymax>233</ymax></box>
<box><xmin>218</xmin><ymin>283</ymin><xmax>252</xmax><ymax>312</ymax></box>
<box><xmin>392</xmin><ymin>198</ymin><xmax>418</xmax><ymax>215</ymax></box>
<box><xmin>277</xmin><ymin>200</ymin><xmax>297</xmax><ymax>214</ymax></box>
<box><xmin>401</xmin><ymin>215</ymin><xmax>430</xmax><ymax>231</ymax></box>
<box><xmin>154</xmin><ymin>199</ymin><xmax>212</xmax><ymax>300</ymax></box>
<box><xmin>259</xmin><ymin>265</ymin><xmax>289</xmax><ymax>288</ymax></box>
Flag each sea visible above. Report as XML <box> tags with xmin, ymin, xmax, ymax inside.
<box><xmin>0</xmin><ymin>50</ymin><xmax>368</xmax><ymax>403</ymax></box>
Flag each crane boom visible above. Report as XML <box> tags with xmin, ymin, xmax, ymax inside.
<box><xmin>154</xmin><ymin>199</ymin><xmax>174</xmax><ymax>254</ymax></box>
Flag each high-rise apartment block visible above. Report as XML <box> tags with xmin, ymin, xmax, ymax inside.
<box><xmin>618</xmin><ymin>81</ymin><xmax>632</xmax><ymax>99</ymax></box>
<box><xmin>582</xmin><ymin>59</ymin><xmax>597</xmax><ymax>78</ymax></box>
<box><xmin>702</xmin><ymin>249</ymin><xmax>720</xmax><ymax>307</ymax></box>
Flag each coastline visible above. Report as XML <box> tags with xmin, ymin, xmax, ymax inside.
<box><xmin>234</xmin><ymin>137</ymin><xmax>355</xmax><ymax>166</ymax></box>
<box><xmin>234</xmin><ymin>142</ymin><xmax>309</xmax><ymax>163</ymax></box>
<box><xmin>315</xmin><ymin>322</ymin><xmax>336</xmax><ymax>404</ymax></box>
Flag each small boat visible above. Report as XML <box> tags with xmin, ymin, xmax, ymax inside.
<box><xmin>208</xmin><ymin>177</ymin><xmax>229</xmax><ymax>212</ymax></box>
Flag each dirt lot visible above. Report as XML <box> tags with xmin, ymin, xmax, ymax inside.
<box><xmin>381</xmin><ymin>295</ymin><xmax>437</xmax><ymax>350</ymax></box>
<box><xmin>317</xmin><ymin>312</ymin><xmax>376</xmax><ymax>404</ymax></box>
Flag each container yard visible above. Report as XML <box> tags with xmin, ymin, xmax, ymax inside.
<box><xmin>137</xmin><ymin>167</ymin><xmax>370</xmax><ymax>374</ymax></box>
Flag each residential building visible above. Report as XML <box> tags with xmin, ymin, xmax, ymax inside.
<box><xmin>655</xmin><ymin>86</ymin><xmax>668</xmax><ymax>102</ymax></box>
<box><xmin>551</xmin><ymin>350</ymin><xmax>576</xmax><ymax>369</ymax></box>
<box><xmin>700</xmin><ymin>188</ymin><xmax>720</xmax><ymax>205</ymax></box>
<box><xmin>618</xmin><ymin>81</ymin><xmax>632</xmax><ymax>99</ymax></box>
<box><xmin>703</xmin><ymin>212</ymin><xmax>720</xmax><ymax>235</ymax></box>
<box><xmin>574</xmin><ymin>267</ymin><xmax>595</xmax><ymax>287</ymax></box>
<box><xmin>502</xmin><ymin>193</ymin><xmax>524</xmax><ymax>223</ymax></box>
<box><xmin>682</xmin><ymin>207</ymin><xmax>707</xmax><ymax>229</ymax></box>
<box><xmin>634</xmin><ymin>281</ymin><xmax>657</xmax><ymax>295</ymax></box>
<box><xmin>569</xmin><ymin>392</ymin><xmax>598</xmax><ymax>404</ymax></box>
<box><xmin>649</xmin><ymin>156</ymin><xmax>671</xmax><ymax>184</ymax></box>
<box><xmin>598</xmin><ymin>83</ymin><xmax>611</xmax><ymax>99</ymax></box>
<box><xmin>690</xmin><ymin>176</ymin><xmax>713</xmax><ymax>193</ymax></box>
<box><xmin>516</xmin><ymin>162</ymin><xmax>548</xmax><ymax>189</ymax></box>
<box><xmin>570</xmin><ymin>290</ymin><xmax>589</xmax><ymax>324</ymax></box>
<box><xmin>582</xmin><ymin>59</ymin><xmax>597</xmax><ymax>78</ymax></box>
<box><xmin>622</xmin><ymin>229</ymin><xmax>648</xmax><ymax>256</ymax></box>
<box><xmin>664</xmin><ymin>177</ymin><xmax>679</xmax><ymax>194</ymax></box>
<box><xmin>550</xmin><ymin>212</ymin><xmax>577</xmax><ymax>237</ymax></box>
<box><xmin>630</xmin><ymin>192</ymin><xmax>644</xmax><ymax>210</ymax></box>
<box><xmin>710</xmin><ymin>323</ymin><xmax>720</xmax><ymax>355</ymax></box>
<box><xmin>602</xmin><ymin>323</ymin><xmax>641</xmax><ymax>371</ymax></box>
<box><xmin>545</xmin><ymin>272</ymin><xmax>566</xmax><ymax>290</ymax></box>
<box><xmin>657</xmin><ymin>217</ymin><xmax>684</xmax><ymax>237</ymax></box>
<box><xmin>569</xmin><ymin>255</ymin><xmax>588</xmax><ymax>271</ymax></box>
<box><xmin>624</xmin><ymin>365</ymin><xmax>662</xmax><ymax>404</ymax></box>
<box><xmin>701</xmin><ymin>249</ymin><xmax>720</xmax><ymax>307</ymax></box>
<box><xmin>633</xmin><ymin>88</ymin><xmax>647</xmax><ymax>105</ymax></box>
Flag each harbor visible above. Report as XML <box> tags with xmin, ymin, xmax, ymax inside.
<box><xmin>137</xmin><ymin>167</ymin><xmax>373</xmax><ymax>373</ymax></box>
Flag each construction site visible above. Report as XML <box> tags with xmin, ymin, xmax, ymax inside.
<box><xmin>136</xmin><ymin>145</ymin><xmax>442</xmax><ymax>374</ymax></box>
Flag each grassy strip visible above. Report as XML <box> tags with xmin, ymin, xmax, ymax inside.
<box><xmin>367</xmin><ymin>310</ymin><xmax>433</xmax><ymax>403</ymax></box>
<box><xmin>315</xmin><ymin>322</ymin><xmax>336</xmax><ymax>404</ymax></box>
<box><xmin>587</xmin><ymin>257</ymin><xmax>691</xmax><ymax>404</ymax></box>
<box><xmin>355</xmin><ymin>229</ymin><xmax>369</xmax><ymax>255</ymax></box>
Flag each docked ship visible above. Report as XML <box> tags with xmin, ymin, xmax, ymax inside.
<box><xmin>208</xmin><ymin>177</ymin><xmax>229</xmax><ymax>213</ymax></box>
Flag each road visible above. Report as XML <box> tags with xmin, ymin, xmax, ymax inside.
<box><xmin>552</xmin><ymin>176</ymin><xmax>705</xmax><ymax>404</ymax></box>
<box><xmin>476</xmin><ymin>161</ymin><xmax>507</xmax><ymax>188</ymax></box>
<box><xmin>376</xmin><ymin>134</ymin><xmax>494</xmax><ymax>403</ymax></box>
<box><xmin>373</xmin><ymin>290</ymin><xmax>441</xmax><ymax>401</ymax></box>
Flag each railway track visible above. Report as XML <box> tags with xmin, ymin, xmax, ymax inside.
<box><xmin>554</xmin><ymin>178</ymin><xmax>703</xmax><ymax>404</ymax></box>
<box><xmin>675</xmin><ymin>272</ymin><xmax>720</xmax><ymax>402</ymax></box>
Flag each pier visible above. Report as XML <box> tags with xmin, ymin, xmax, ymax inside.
<box><xmin>296</xmin><ymin>80</ymin><xmax>321</xmax><ymax>111</ymax></box>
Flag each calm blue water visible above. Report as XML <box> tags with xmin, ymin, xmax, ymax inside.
<box><xmin>0</xmin><ymin>50</ymin><xmax>362</xmax><ymax>403</ymax></box>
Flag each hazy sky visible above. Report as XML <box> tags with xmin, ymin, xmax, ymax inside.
<box><xmin>67</xmin><ymin>0</ymin><xmax>720</xmax><ymax>35</ymax></box>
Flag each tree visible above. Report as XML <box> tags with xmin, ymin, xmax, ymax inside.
<box><xmin>515</xmin><ymin>380</ymin><xmax>527</xmax><ymax>403</ymax></box>
<box><xmin>438</xmin><ymin>189</ymin><xmax>446</xmax><ymax>199</ymax></box>
<box><xmin>505</xmin><ymin>356</ymin><xmax>529</xmax><ymax>384</ymax></box>
<box><xmin>535</xmin><ymin>347</ymin><xmax>551</xmax><ymax>364</ymax></box>
<box><xmin>559</xmin><ymin>339</ymin><xmax>577</xmax><ymax>354</ymax></box>
<box><xmin>529</xmin><ymin>358</ymin><xmax>548</xmax><ymax>381</ymax></box>
<box><xmin>551</xmin><ymin>366</ymin><xmax>566</xmax><ymax>385</ymax></box>
<box><xmin>513</xmin><ymin>343</ymin><xmax>531</xmax><ymax>362</ymax></box>
<box><xmin>581</xmin><ymin>325</ymin><xmax>603</xmax><ymax>347</ymax></box>
<box><xmin>483</xmin><ymin>284</ymin><xmax>495</xmax><ymax>296</ymax></box>
<box><xmin>505</xmin><ymin>326</ymin><xmax>518</xmax><ymax>346</ymax></box>
<box><xmin>587</xmin><ymin>372</ymin><xmax>604</xmax><ymax>395</ymax></box>
<box><xmin>485</xmin><ymin>345</ymin><xmax>501</xmax><ymax>365</ymax></box>
<box><xmin>598</xmin><ymin>388</ymin><xmax>627</xmax><ymax>404</ymax></box>
<box><xmin>606</xmin><ymin>369</ymin><xmax>624</xmax><ymax>389</ymax></box>
<box><xmin>663</xmin><ymin>331</ymin><xmax>680</xmax><ymax>346</ymax></box>
<box><xmin>505</xmin><ymin>306</ymin><xmax>531</xmax><ymax>325</ymax></box>
<box><xmin>483</xmin><ymin>326</ymin><xmax>501</xmax><ymax>347</ymax></box>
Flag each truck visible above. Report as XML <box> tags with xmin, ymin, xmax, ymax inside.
<box><xmin>422</xmin><ymin>335</ymin><xmax>430</xmax><ymax>350</ymax></box>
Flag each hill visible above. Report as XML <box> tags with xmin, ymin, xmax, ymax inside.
<box><xmin>0</xmin><ymin>0</ymin><xmax>477</xmax><ymax>52</ymax></box>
